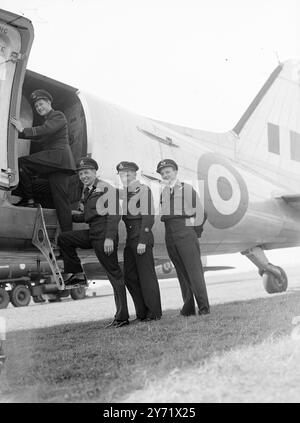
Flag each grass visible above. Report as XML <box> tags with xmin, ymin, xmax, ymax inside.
<box><xmin>124</xmin><ymin>337</ymin><xmax>300</xmax><ymax>403</ymax></box>
<box><xmin>1</xmin><ymin>291</ymin><xmax>300</xmax><ymax>402</ymax></box>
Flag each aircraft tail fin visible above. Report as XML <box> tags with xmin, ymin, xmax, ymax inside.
<box><xmin>232</xmin><ymin>64</ymin><xmax>284</xmax><ymax>136</ymax></box>
<box><xmin>232</xmin><ymin>60</ymin><xmax>300</xmax><ymax>188</ymax></box>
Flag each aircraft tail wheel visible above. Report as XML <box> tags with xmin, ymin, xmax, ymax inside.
<box><xmin>70</xmin><ymin>287</ymin><xmax>86</xmax><ymax>300</ymax></box>
<box><xmin>0</xmin><ymin>288</ymin><xmax>10</xmax><ymax>309</ymax></box>
<box><xmin>162</xmin><ymin>262</ymin><xmax>172</xmax><ymax>274</ymax></box>
<box><xmin>10</xmin><ymin>285</ymin><xmax>31</xmax><ymax>307</ymax></box>
<box><xmin>262</xmin><ymin>266</ymin><xmax>288</xmax><ymax>294</ymax></box>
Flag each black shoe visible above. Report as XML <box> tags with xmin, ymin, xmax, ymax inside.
<box><xmin>143</xmin><ymin>316</ymin><xmax>161</xmax><ymax>322</ymax></box>
<box><xmin>13</xmin><ymin>199</ymin><xmax>37</xmax><ymax>208</ymax></box>
<box><xmin>130</xmin><ymin>318</ymin><xmax>144</xmax><ymax>324</ymax></box>
<box><xmin>105</xmin><ymin>319</ymin><xmax>129</xmax><ymax>329</ymax></box>
<box><xmin>130</xmin><ymin>316</ymin><xmax>160</xmax><ymax>324</ymax></box>
<box><xmin>62</xmin><ymin>273</ymin><xmax>74</xmax><ymax>282</ymax></box>
<box><xmin>63</xmin><ymin>272</ymin><xmax>87</xmax><ymax>286</ymax></box>
<box><xmin>198</xmin><ymin>309</ymin><xmax>210</xmax><ymax>316</ymax></box>
<box><xmin>115</xmin><ymin>320</ymin><xmax>129</xmax><ymax>328</ymax></box>
<box><xmin>180</xmin><ymin>311</ymin><xmax>196</xmax><ymax>317</ymax></box>
<box><xmin>105</xmin><ymin>319</ymin><xmax>117</xmax><ymax>328</ymax></box>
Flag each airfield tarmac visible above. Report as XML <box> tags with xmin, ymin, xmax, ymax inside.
<box><xmin>2</xmin><ymin>264</ymin><xmax>300</xmax><ymax>333</ymax></box>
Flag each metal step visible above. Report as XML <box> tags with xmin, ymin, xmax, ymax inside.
<box><xmin>32</xmin><ymin>206</ymin><xmax>65</xmax><ymax>290</ymax></box>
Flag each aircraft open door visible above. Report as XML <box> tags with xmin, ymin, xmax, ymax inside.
<box><xmin>0</xmin><ymin>9</ymin><xmax>33</xmax><ymax>189</ymax></box>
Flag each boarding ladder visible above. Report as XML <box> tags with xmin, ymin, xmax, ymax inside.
<box><xmin>32</xmin><ymin>205</ymin><xmax>65</xmax><ymax>290</ymax></box>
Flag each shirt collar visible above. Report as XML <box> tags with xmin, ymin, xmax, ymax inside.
<box><xmin>85</xmin><ymin>177</ymin><xmax>98</xmax><ymax>191</ymax></box>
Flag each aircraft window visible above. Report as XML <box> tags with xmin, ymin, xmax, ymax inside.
<box><xmin>268</xmin><ymin>123</ymin><xmax>280</xmax><ymax>155</ymax></box>
<box><xmin>290</xmin><ymin>130</ymin><xmax>300</xmax><ymax>162</ymax></box>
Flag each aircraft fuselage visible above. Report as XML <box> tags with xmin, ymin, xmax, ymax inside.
<box><xmin>1</xmin><ymin>92</ymin><xmax>300</xmax><ymax>263</ymax></box>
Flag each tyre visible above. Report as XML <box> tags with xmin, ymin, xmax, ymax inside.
<box><xmin>263</xmin><ymin>266</ymin><xmax>288</xmax><ymax>294</ymax></box>
<box><xmin>162</xmin><ymin>262</ymin><xmax>172</xmax><ymax>274</ymax></box>
<box><xmin>10</xmin><ymin>285</ymin><xmax>31</xmax><ymax>307</ymax></box>
<box><xmin>0</xmin><ymin>288</ymin><xmax>10</xmax><ymax>309</ymax></box>
<box><xmin>70</xmin><ymin>286</ymin><xmax>86</xmax><ymax>300</ymax></box>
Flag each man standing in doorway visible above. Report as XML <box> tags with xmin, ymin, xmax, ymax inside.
<box><xmin>10</xmin><ymin>89</ymin><xmax>75</xmax><ymax>232</ymax></box>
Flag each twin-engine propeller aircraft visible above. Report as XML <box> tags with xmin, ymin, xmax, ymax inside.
<box><xmin>0</xmin><ymin>8</ymin><xmax>300</xmax><ymax>308</ymax></box>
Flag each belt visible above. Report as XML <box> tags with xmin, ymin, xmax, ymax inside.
<box><xmin>164</xmin><ymin>217</ymin><xmax>195</xmax><ymax>232</ymax></box>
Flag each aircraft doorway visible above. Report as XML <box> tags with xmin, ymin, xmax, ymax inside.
<box><xmin>11</xmin><ymin>70</ymin><xmax>88</xmax><ymax>209</ymax></box>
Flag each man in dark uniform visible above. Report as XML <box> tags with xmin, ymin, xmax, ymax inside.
<box><xmin>117</xmin><ymin>161</ymin><xmax>162</xmax><ymax>322</ymax></box>
<box><xmin>10</xmin><ymin>89</ymin><xmax>76</xmax><ymax>232</ymax></box>
<box><xmin>157</xmin><ymin>159</ymin><xmax>210</xmax><ymax>316</ymax></box>
<box><xmin>57</xmin><ymin>157</ymin><xmax>130</xmax><ymax>328</ymax></box>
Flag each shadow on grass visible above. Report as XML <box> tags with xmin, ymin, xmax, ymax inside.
<box><xmin>1</xmin><ymin>291</ymin><xmax>300</xmax><ymax>402</ymax></box>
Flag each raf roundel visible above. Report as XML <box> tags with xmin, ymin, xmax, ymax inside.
<box><xmin>198</xmin><ymin>153</ymin><xmax>249</xmax><ymax>229</ymax></box>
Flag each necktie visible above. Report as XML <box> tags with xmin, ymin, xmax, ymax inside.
<box><xmin>83</xmin><ymin>187</ymin><xmax>90</xmax><ymax>201</ymax></box>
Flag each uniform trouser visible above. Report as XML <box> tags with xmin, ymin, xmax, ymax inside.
<box><xmin>17</xmin><ymin>156</ymin><xmax>73</xmax><ymax>232</ymax></box>
<box><xmin>57</xmin><ymin>229</ymin><xmax>129</xmax><ymax>321</ymax></box>
<box><xmin>164</xmin><ymin>218</ymin><xmax>210</xmax><ymax>315</ymax></box>
<box><xmin>124</xmin><ymin>242</ymin><xmax>162</xmax><ymax>319</ymax></box>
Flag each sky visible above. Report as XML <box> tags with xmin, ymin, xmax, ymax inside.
<box><xmin>3</xmin><ymin>0</ymin><xmax>300</xmax><ymax>131</ymax></box>
<box><xmin>2</xmin><ymin>0</ymin><xmax>300</xmax><ymax>270</ymax></box>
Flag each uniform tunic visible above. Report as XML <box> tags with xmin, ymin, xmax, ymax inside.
<box><xmin>19</xmin><ymin>109</ymin><xmax>75</xmax><ymax>171</ymax></box>
<box><xmin>15</xmin><ymin>109</ymin><xmax>76</xmax><ymax>232</ymax></box>
<box><xmin>57</xmin><ymin>178</ymin><xmax>129</xmax><ymax>322</ymax></box>
<box><xmin>161</xmin><ymin>180</ymin><xmax>210</xmax><ymax>315</ymax></box>
<box><xmin>120</xmin><ymin>180</ymin><xmax>162</xmax><ymax>320</ymax></box>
